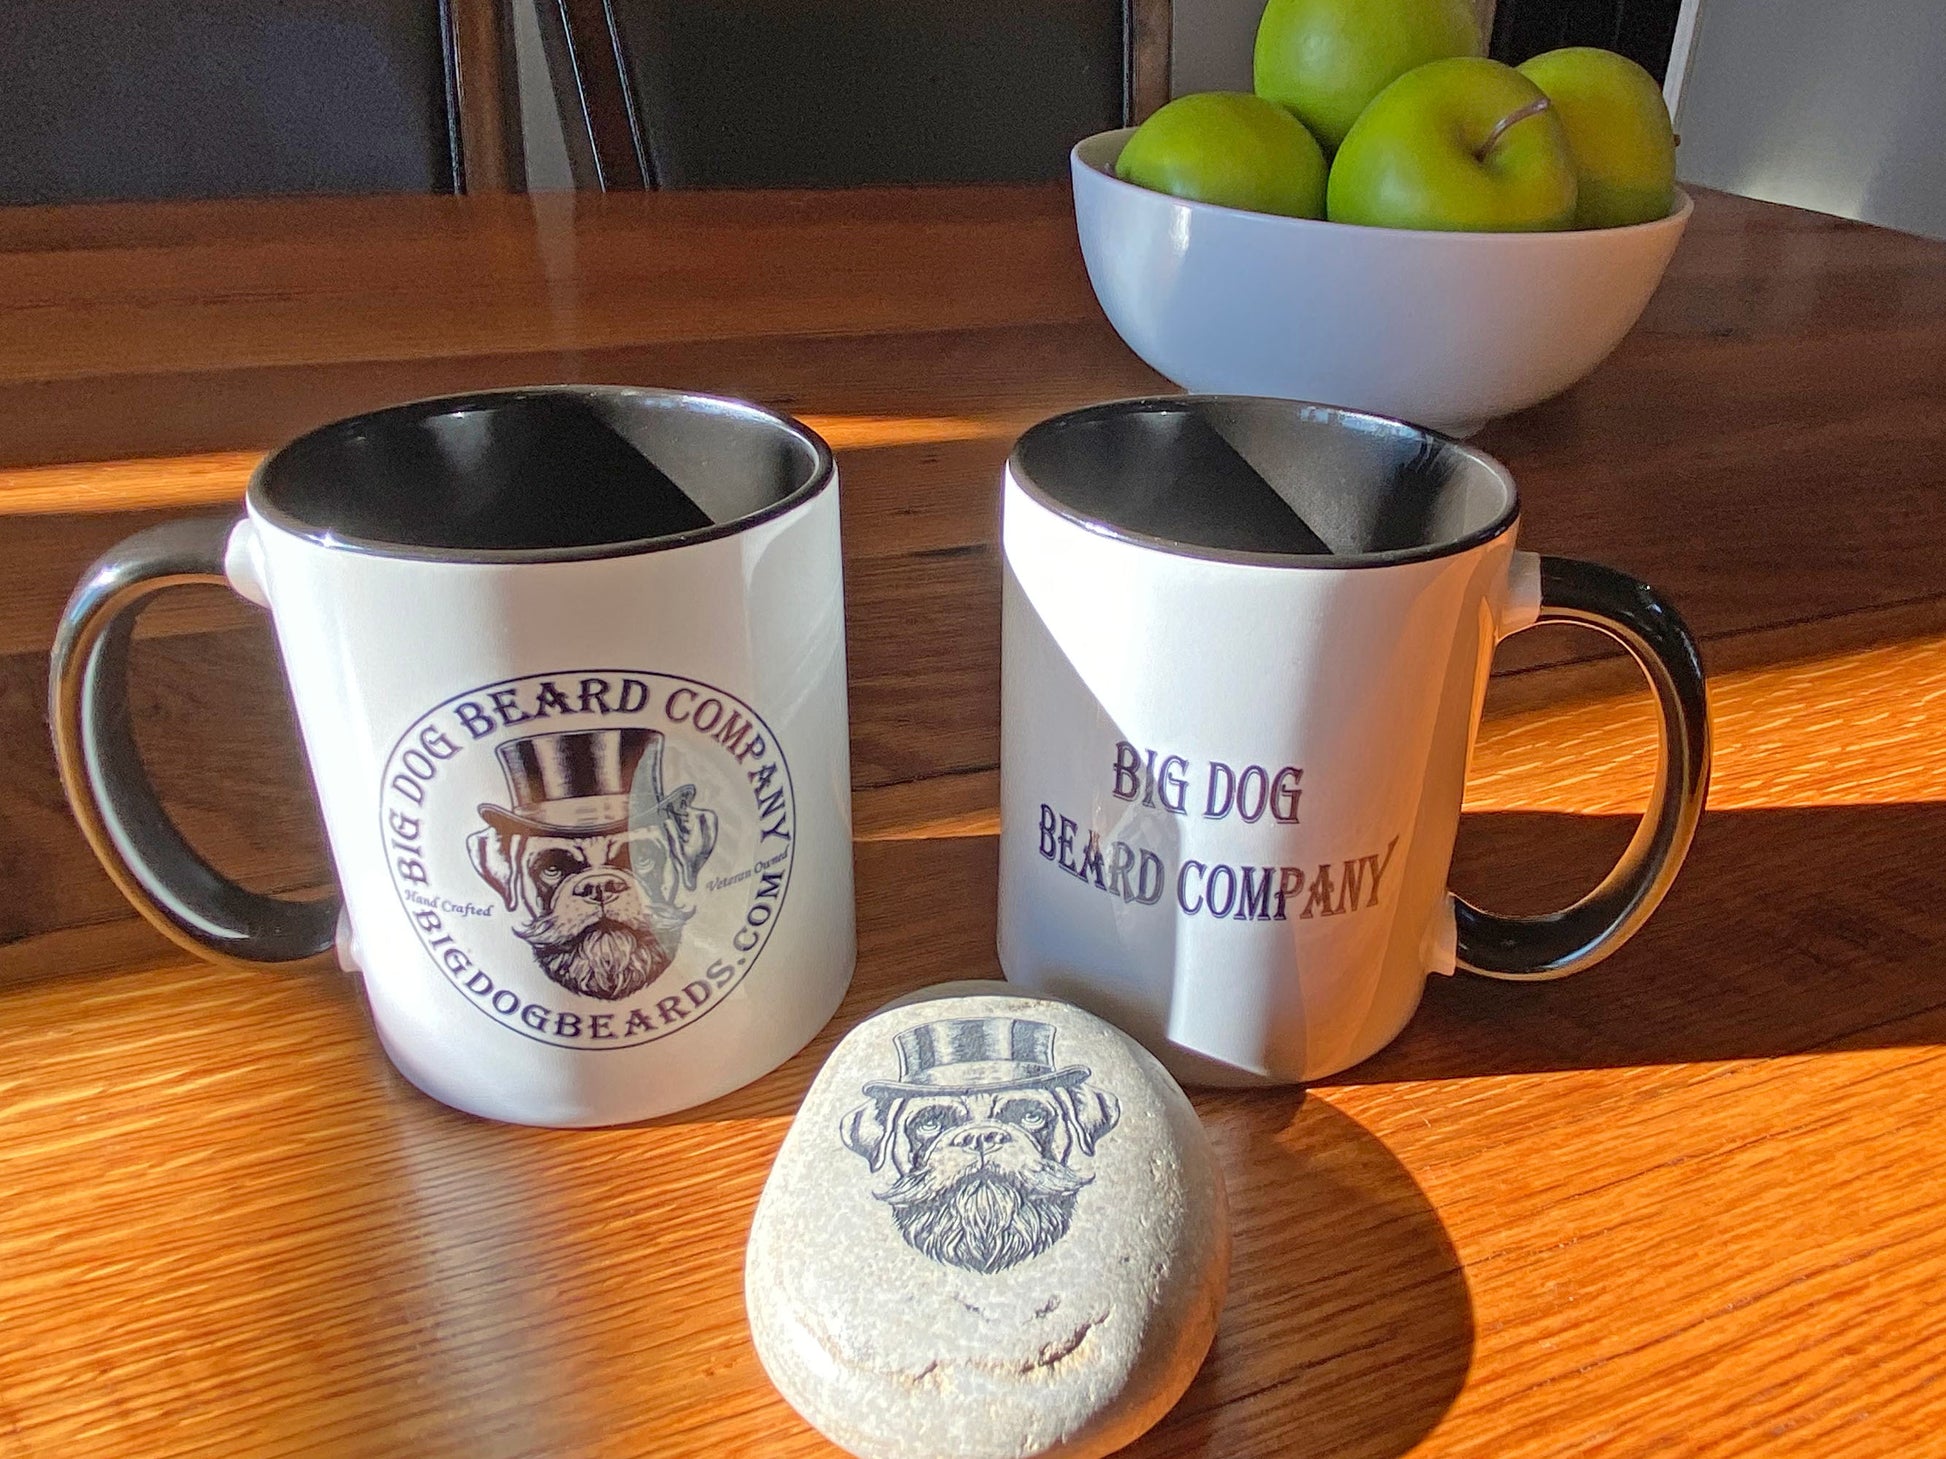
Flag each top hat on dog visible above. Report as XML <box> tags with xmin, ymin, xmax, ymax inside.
<box><xmin>480</xmin><ymin>727</ymin><xmax>684</xmax><ymax>840</ymax></box>
<box><xmin>863</xmin><ymin>1017</ymin><xmax>1091</xmax><ymax>1099</ymax></box>
<box><xmin>477</xmin><ymin>727</ymin><xmax>717</xmax><ymax>891</ymax></box>
<box><xmin>478</xmin><ymin>727</ymin><xmax>690</xmax><ymax>838</ymax></box>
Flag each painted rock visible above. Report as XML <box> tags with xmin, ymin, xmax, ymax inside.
<box><xmin>746</xmin><ymin>990</ymin><xmax>1229</xmax><ymax>1459</ymax></box>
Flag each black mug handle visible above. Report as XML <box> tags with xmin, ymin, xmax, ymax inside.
<box><xmin>48</xmin><ymin>517</ymin><xmax>342</xmax><ymax>968</ymax></box>
<box><xmin>1456</xmin><ymin>555</ymin><xmax>1711</xmax><ymax>980</ymax></box>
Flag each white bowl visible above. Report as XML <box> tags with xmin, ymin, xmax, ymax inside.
<box><xmin>1072</xmin><ymin>128</ymin><xmax>1691</xmax><ymax>436</ymax></box>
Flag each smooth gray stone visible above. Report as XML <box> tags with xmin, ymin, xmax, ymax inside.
<box><xmin>875</xmin><ymin>978</ymin><xmax>1015</xmax><ymax>1011</ymax></box>
<box><xmin>746</xmin><ymin>991</ymin><xmax>1230</xmax><ymax>1459</ymax></box>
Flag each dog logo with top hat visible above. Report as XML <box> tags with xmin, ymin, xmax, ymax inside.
<box><xmin>379</xmin><ymin>669</ymin><xmax>796</xmax><ymax>1050</ymax></box>
<box><xmin>842</xmin><ymin>1017</ymin><xmax>1120</xmax><ymax>1272</ymax></box>
<box><xmin>469</xmin><ymin>726</ymin><xmax>718</xmax><ymax>1001</ymax></box>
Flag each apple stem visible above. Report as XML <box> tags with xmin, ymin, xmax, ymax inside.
<box><xmin>1476</xmin><ymin>96</ymin><xmax>1553</xmax><ymax>160</ymax></box>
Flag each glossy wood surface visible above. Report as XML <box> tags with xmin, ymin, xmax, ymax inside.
<box><xmin>2</xmin><ymin>184</ymin><xmax>1944</xmax><ymax>1457</ymax></box>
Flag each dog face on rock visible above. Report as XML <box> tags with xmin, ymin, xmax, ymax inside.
<box><xmin>841</xmin><ymin>1017</ymin><xmax>1120</xmax><ymax>1273</ymax></box>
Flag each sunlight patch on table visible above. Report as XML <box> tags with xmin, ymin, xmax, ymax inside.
<box><xmin>0</xmin><ymin>415</ymin><xmax>1004</xmax><ymax>519</ymax></box>
<box><xmin>0</xmin><ymin>450</ymin><xmax>261</xmax><ymax>514</ymax></box>
<box><xmin>799</xmin><ymin>413</ymin><xmax>1004</xmax><ymax>450</ymax></box>
<box><xmin>1468</xmin><ymin>633</ymin><xmax>1946</xmax><ymax>814</ymax></box>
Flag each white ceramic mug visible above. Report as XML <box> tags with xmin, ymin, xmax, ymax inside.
<box><xmin>997</xmin><ymin>397</ymin><xmax>1709</xmax><ymax>1085</ymax></box>
<box><xmin>53</xmin><ymin>387</ymin><xmax>855</xmax><ymax>1126</ymax></box>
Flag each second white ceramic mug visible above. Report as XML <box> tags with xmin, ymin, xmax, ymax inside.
<box><xmin>997</xmin><ymin>397</ymin><xmax>1709</xmax><ymax>1085</ymax></box>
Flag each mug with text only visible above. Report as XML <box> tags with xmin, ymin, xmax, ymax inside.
<box><xmin>998</xmin><ymin>396</ymin><xmax>1708</xmax><ymax>1084</ymax></box>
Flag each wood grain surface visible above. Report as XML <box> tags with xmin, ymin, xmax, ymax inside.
<box><xmin>2</xmin><ymin>184</ymin><xmax>1945</xmax><ymax>1458</ymax></box>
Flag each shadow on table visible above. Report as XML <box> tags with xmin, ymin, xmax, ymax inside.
<box><xmin>682</xmin><ymin>792</ymin><xmax>1946</xmax><ymax>1125</ymax></box>
<box><xmin>1328</xmin><ymin>800</ymin><xmax>1946</xmax><ymax>1085</ymax></box>
<box><xmin>1129</xmin><ymin>1094</ymin><xmax>1473</xmax><ymax>1459</ymax></box>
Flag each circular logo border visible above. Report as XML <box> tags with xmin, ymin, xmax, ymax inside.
<box><xmin>376</xmin><ymin>666</ymin><xmax>797</xmax><ymax>1052</ymax></box>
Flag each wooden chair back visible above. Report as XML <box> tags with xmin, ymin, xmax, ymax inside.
<box><xmin>0</xmin><ymin>0</ymin><xmax>524</xmax><ymax>205</ymax></box>
<box><xmin>536</xmin><ymin>0</ymin><xmax>1172</xmax><ymax>190</ymax></box>
<box><xmin>1486</xmin><ymin>0</ymin><xmax>1680</xmax><ymax>80</ymax></box>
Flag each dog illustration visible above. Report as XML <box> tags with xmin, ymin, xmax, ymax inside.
<box><xmin>468</xmin><ymin>728</ymin><xmax>717</xmax><ymax>1001</ymax></box>
<box><xmin>841</xmin><ymin>1017</ymin><xmax>1120</xmax><ymax>1273</ymax></box>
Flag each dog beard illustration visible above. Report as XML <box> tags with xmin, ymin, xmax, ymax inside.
<box><xmin>878</xmin><ymin>1134</ymin><xmax>1092</xmax><ymax>1273</ymax></box>
<box><xmin>516</xmin><ymin>886</ymin><xmax>693</xmax><ymax>1001</ymax></box>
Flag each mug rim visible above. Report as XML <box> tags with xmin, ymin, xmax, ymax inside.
<box><xmin>1006</xmin><ymin>395</ymin><xmax>1521</xmax><ymax>570</ymax></box>
<box><xmin>246</xmin><ymin>384</ymin><xmax>837</xmax><ymax>564</ymax></box>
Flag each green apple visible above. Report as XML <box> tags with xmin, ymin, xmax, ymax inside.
<box><xmin>1116</xmin><ymin>92</ymin><xmax>1328</xmax><ymax>218</ymax></box>
<box><xmin>1254</xmin><ymin>0</ymin><xmax>1480</xmax><ymax>153</ymax></box>
<box><xmin>1326</xmin><ymin>57</ymin><xmax>1578</xmax><ymax>231</ymax></box>
<box><xmin>1519</xmin><ymin>47</ymin><xmax>1677</xmax><ymax>227</ymax></box>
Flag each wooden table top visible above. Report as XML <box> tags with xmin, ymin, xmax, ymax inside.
<box><xmin>2</xmin><ymin>185</ymin><xmax>1944</xmax><ymax>1459</ymax></box>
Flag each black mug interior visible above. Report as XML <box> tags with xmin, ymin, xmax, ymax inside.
<box><xmin>1009</xmin><ymin>398</ymin><xmax>1518</xmax><ymax>565</ymax></box>
<box><xmin>251</xmin><ymin>387</ymin><xmax>832</xmax><ymax>560</ymax></box>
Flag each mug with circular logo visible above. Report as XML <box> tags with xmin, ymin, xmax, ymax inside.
<box><xmin>997</xmin><ymin>397</ymin><xmax>1709</xmax><ymax>1085</ymax></box>
<box><xmin>52</xmin><ymin>387</ymin><xmax>855</xmax><ymax>1126</ymax></box>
